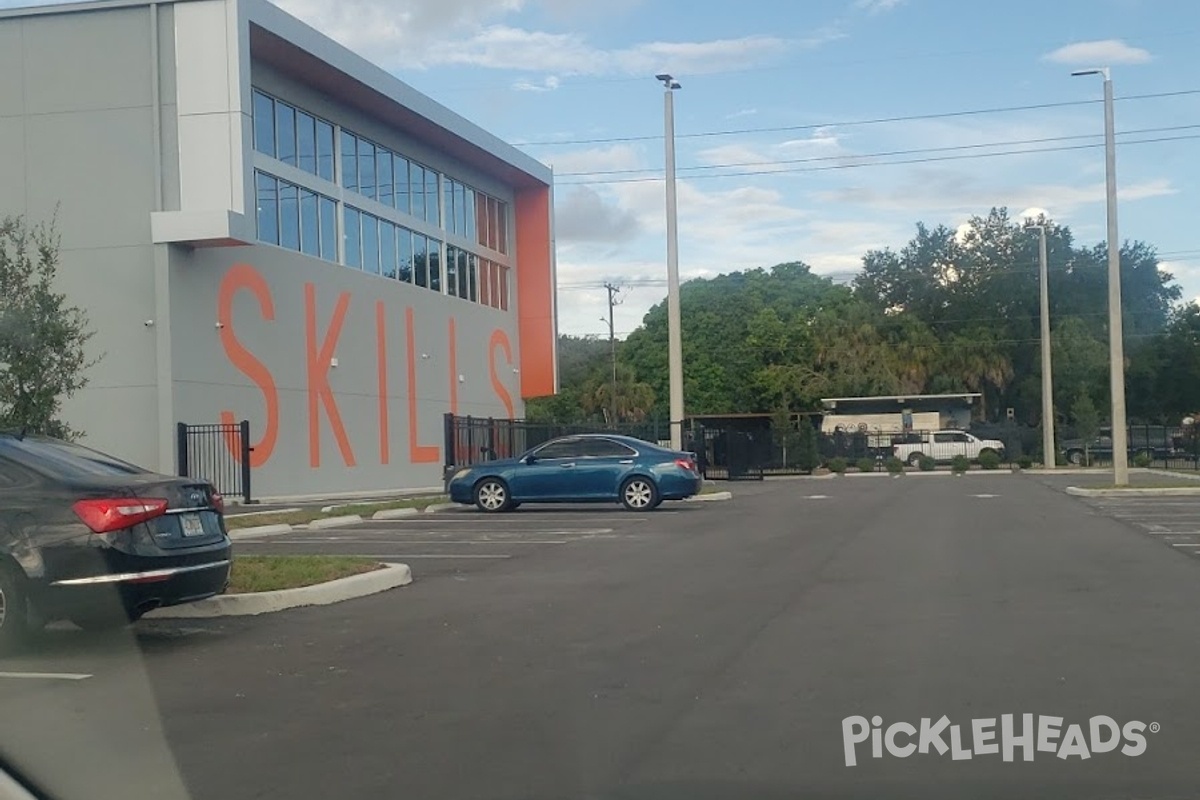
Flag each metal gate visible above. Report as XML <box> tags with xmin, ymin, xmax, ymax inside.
<box><xmin>176</xmin><ymin>420</ymin><xmax>253</xmax><ymax>504</ymax></box>
<box><xmin>695</xmin><ymin>425</ymin><xmax>765</xmax><ymax>481</ymax></box>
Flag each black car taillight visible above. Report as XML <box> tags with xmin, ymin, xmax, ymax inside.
<box><xmin>72</xmin><ymin>498</ymin><xmax>169</xmax><ymax>534</ymax></box>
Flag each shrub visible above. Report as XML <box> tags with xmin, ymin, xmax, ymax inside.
<box><xmin>1133</xmin><ymin>451</ymin><xmax>1153</xmax><ymax>469</ymax></box>
<box><xmin>978</xmin><ymin>450</ymin><xmax>1002</xmax><ymax>471</ymax></box>
<box><xmin>885</xmin><ymin>456</ymin><xmax>904</xmax><ymax>474</ymax></box>
<box><xmin>828</xmin><ymin>457</ymin><xmax>848</xmax><ymax>474</ymax></box>
<box><xmin>856</xmin><ymin>457</ymin><xmax>877</xmax><ymax>473</ymax></box>
<box><xmin>951</xmin><ymin>454</ymin><xmax>971</xmax><ymax>474</ymax></box>
<box><xmin>918</xmin><ymin>455</ymin><xmax>937</xmax><ymax>472</ymax></box>
<box><xmin>1017</xmin><ymin>455</ymin><xmax>1034</xmax><ymax>470</ymax></box>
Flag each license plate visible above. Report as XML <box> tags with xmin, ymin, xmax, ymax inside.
<box><xmin>180</xmin><ymin>513</ymin><xmax>205</xmax><ymax>537</ymax></box>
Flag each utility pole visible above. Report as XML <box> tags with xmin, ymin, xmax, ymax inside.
<box><xmin>601</xmin><ymin>282</ymin><xmax>622</xmax><ymax>426</ymax></box>
<box><xmin>1028</xmin><ymin>223</ymin><xmax>1055</xmax><ymax>469</ymax></box>
<box><xmin>657</xmin><ymin>73</ymin><xmax>684</xmax><ymax>451</ymax></box>
<box><xmin>1073</xmin><ymin>66</ymin><xmax>1128</xmax><ymax>485</ymax></box>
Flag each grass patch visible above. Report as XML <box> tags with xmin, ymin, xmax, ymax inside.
<box><xmin>700</xmin><ymin>484</ymin><xmax>724</xmax><ymax>494</ymax></box>
<box><xmin>224</xmin><ymin>496</ymin><xmax>447</xmax><ymax>530</ymax></box>
<box><xmin>225</xmin><ymin>555</ymin><xmax>382</xmax><ymax>594</ymax></box>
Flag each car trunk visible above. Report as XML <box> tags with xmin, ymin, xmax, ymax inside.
<box><xmin>64</xmin><ymin>474</ymin><xmax>227</xmax><ymax>550</ymax></box>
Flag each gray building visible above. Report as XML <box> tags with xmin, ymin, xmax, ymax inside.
<box><xmin>0</xmin><ymin>0</ymin><xmax>557</xmax><ymax>498</ymax></box>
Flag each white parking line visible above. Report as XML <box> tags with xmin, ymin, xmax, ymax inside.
<box><xmin>1171</xmin><ymin>543</ymin><xmax>1200</xmax><ymax>548</ymax></box>
<box><xmin>0</xmin><ymin>672</ymin><xmax>92</xmax><ymax>681</ymax></box>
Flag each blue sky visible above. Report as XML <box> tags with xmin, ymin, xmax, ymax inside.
<box><xmin>10</xmin><ymin>0</ymin><xmax>1200</xmax><ymax>338</ymax></box>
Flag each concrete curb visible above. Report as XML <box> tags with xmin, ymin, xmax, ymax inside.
<box><xmin>372</xmin><ymin>507</ymin><xmax>421</xmax><ymax>520</ymax></box>
<box><xmin>1066</xmin><ymin>486</ymin><xmax>1200</xmax><ymax>497</ymax></box>
<box><xmin>424</xmin><ymin>502</ymin><xmax>463</xmax><ymax>514</ymax></box>
<box><xmin>228</xmin><ymin>523</ymin><xmax>294</xmax><ymax>541</ymax></box>
<box><xmin>145</xmin><ymin>563</ymin><xmax>413</xmax><ymax>618</ymax></box>
<box><xmin>685</xmin><ymin>491</ymin><xmax>733</xmax><ymax>502</ymax></box>
<box><xmin>309</xmin><ymin>514</ymin><xmax>364</xmax><ymax>530</ymax></box>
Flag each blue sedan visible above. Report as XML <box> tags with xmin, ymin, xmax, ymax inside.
<box><xmin>447</xmin><ymin>434</ymin><xmax>703</xmax><ymax>512</ymax></box>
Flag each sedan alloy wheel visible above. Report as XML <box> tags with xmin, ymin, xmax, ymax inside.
<box><xmin>474</xmin><ymin>479</ymin><xmax>511</xmax><ymax>513</ymax></box>
<box><xmin>621</xmin><ymin>477</ymin><xmax>659</xmax><ymax>511</ymax></box>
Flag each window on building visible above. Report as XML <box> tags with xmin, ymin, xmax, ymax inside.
<box><xmin>344</xmin><ymin>207</ymin><xmax>362</xmax><ymax>269</ymax></box>
<box><xmin>485</xmin><ymin>196</ymin><xmax>498</xmax><ymax>250</ymax></box>
<box><xmin>394</xmin><ymin>155</ymin><xmax>410</xmax><ymax>214</ymax></box>
<box><xmin>498</xmin><ymin>264</ymin><xmax>509</xmax><ymax>310</ymax></box>
<box><xmin>496</xmin><ymin>201</ymin><xmax>508</xmax><ymax>254</ymax></box>
<box><xmin>278</xmin><ymin>182</ymin><xmax>299</xmax><ymax>250</ymax></box>
<box><xmin>425</xmin><ymin>169</ymin><xmax>439</xmax><ymax>225</ymax></box>
<box><xmin>428</xmin><ymin>239</ymin><xmax>442</xmax><ymax>292</ymax></box>
<box><xmin>398</xmin><ymin>227</ymin><xmax>413</xmax><ymax>282</ymax></box>
<box><xmin>467</xmin><ymin>253</ymin><xmax>478</xmax><ymax>302</ymax></box>
<box><xmin>341</xmin><ymin>131</ymin><xmax>358</xmax><ymax>192</ymax></box>
<box><xmin>443</xmin><ymin>180</ymin><xmax>455</xmax><ymax>232</ymax></box>
<box><xmin>464</xmin><ymin>187</ymin><xmax>476</xmax><ymax>243</ymax></box>
<box><xmin>454</xmin><ymin>182</ymin><xmax>467</xmax><ymax>236</ymax></box>
<box><xmin>413</xmin><ymin>233</ymin><xmax>428</xmax><ymax>288</ymax></box>
<box><xmin>253</xmin><ymin>91</ymin><xmax>275</xmax><ymax>157</ymax></box>
<box><xmin>319</xmin><ymin>196</ymin><xmax>337</xmax><ymax>262</ymax></box>
<box><xmin>300</xmin><ymin>190</ymin><xmax>319</xmax><ymax>257</ymax></box>
<box><xmin>255</xmin><ymin>172</ymin><xmax>278</xmax><ymax>245</ymax></box>
<box><xmin>316</xmin><ymin>120</ymin><xmax>335</xmax><ymax>182</ymax></box>
<box><xmin>456</xmin><ymin>249</ymin><xmax>469</xmax><ymax>299</ymax></box>
<box><xmin>296</xmin><ymin>111</ymin><xmax>316</xmax><ymax>174</ymax></box>
<box><xmin>445</xmin><ymin>245</ymin><xmax>458</xmax><ymax>297</ymax></box>
<box><xmin>377</xmin><ymin>149</ymin><xmax>394</xmax><ymax>209</ymax></box>
<box><xmin>479</xmin><ymin>260</ymin><xmax>491</xmax><ymax>306</ymax></box>
<box><xmin>359</xmin><ymin>138</ymin><xmax>376</xmax><ymax>202</ymax></box>
<box><xmin>362</xmin><ymin>213</ymin><xmax>380</xmax><ymax>275</ymax></box>
<box><xmin>275</xmin><ymin>101</ymin><xmax>296</xmax><ymax>167</ymax></box>
<box><xmin>380</xmin><ymin>221</ymin><xmax>397</xmax><ymax>280</ymax></box>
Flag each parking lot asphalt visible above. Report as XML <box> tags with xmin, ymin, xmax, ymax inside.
<box><xmin>5</xmin><ymin>474</ymin><xmax>1200</xmax><ymax>800</ymax></box>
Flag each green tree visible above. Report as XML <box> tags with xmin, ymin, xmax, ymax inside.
<box><xmin>1071</xmin><ymin>388</ymin><xmax>1101</xmax><ymax>464</ymax></box>
<box><xmin>793</xmin><ymin>416</ymin><xmax>820</xmax><ymax>472</ymax></box>
<box><xmin>0</xmin><ymin>216</ymin><xmax>96</xmax><ymax>438</ymax></box>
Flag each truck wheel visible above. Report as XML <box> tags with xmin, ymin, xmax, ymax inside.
<box><xmin>1067</xmin><ymin>450</ymin><xmax>1085</xmax><ymax>466</ymax></box>
<box><xmin>0</xmin><ymin>564</ymin><xmax>30</xmax><ymax>655</ymax></box>
<box><xmin>978</xmin><ymin>448</ymin><xmax>997</xmax><ymax>460</ymax></box>
<box><xmin>907</xmin><ymin>452</ymin><xmax>924</xmax><ymax>467</ymax></box>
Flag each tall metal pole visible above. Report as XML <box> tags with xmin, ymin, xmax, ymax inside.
<box><xmin>1103</xmin><ymin>73</ymin><xmax>1129</xmax><ymax>485</ymax></box>
<box><xmin>659</xmin><ymin>75</ymin><xmax>684</xmax><ymax>451</ymax></box>
<box><xmin>1073</xmin><ymin>66</ymin><xmax>1128</xmax><ymax>485</ymax></box>
<box><xmin>1034</xmin><ymin>225</ymin><xmax>1055</xmax><ymax>469</ymax></box>
<box><xmin>603</xmin><ymin>282</ymin><xmax>621</xmax><ymax>426</ymax></box>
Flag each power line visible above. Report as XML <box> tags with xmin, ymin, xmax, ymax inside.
<box><xmin>556</xmin><ymin>133</ymin><xmax>1200</xmax><ymax>185</ymax></box>
<box><xmin>556</xmin><ymin>124</ymin><xmax>1200</xmax><ymax>177</ymax></box>
<box><xmin>517</xmin><ymin>88</ymin><xmax>1200</xmax><ymax>147</ymax></box>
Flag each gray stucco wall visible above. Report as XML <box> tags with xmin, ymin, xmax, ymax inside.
<box><xmin>170</xmin><ymin>244</ymin><xmax>523</xmax><ymax>497</ymax></box>
<box><xmin>0</xmin><ymin>6</ymin><xmax>167</xmax><ymax>469</ymax></box>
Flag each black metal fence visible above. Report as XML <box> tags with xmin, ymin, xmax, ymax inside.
<box><xmin>1056</xmin><ymin>423</ymin><xmax>1200</xmax><ymax>469</ymax></box>
<box><xmin>443</xmin><ymin>414</ymin><xmax>674</xmax><ymax>472</ymax></box>
<box><xmin>176</xmin><ymin>420</ymin><xmax>252</xmax><ymax>504</ymax></box>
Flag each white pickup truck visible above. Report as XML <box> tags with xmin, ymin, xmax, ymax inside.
<box><xmin>892</xmin><ymin>430</ymin><xmax>1006</xmax><ymax>466</ymax></box>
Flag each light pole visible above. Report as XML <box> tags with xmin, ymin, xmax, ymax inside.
<box><xmin>657</xmin><ymin>73</ymin><xmax>685</xmax><ymax>451</ymax></box>
<box><xmin>1027</xmin><ymin>223</ymin><xmax>1055</xmax><ymax>468</ymax></box>
<box><xmin>1072</xmin><ymin>66</ymin><xmax>1128</xmax><ymax>485</ymax></box>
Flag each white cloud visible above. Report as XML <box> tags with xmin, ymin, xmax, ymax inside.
<box><xmin>1018</xmin><ymin>206</ymin><xmax>1050</xmax><ymax>222</ymax></box>
<box><xmin>512</xmin><ymin>75</ymin><xmax>560</xmax><ymax>92</ymax></box>
<box><xmin>273</xmin><ymin>0</ymin><xmax>789</xmax><ymax>75</ymax></box>
<box><xmin>555</xmin><ymin>187</ymin><xmax>642</xmax><ymax>243</ymax></box>
<box><xmin>725</xmin><ymin>108</ymin><xmax>759</xmax><ymax>120</ymax></box>
<box><xmin>1043</xmin><ymin>39</ymin><xmax>1152</xmax><ymax>66</ymax></box>
<box><xmin>692</xmin><ymin>129</ymin><xmax>845</xmax><ymax>175</ymax></box>
<box><xmin>542</xmin><ymin>144</ymin><xmax>644</xmax><ymax>175</ymax></box>
<box><xmin>853</xmin><ymin>0</ymin><xmax>905</xmax><ymax>14</ymax></box>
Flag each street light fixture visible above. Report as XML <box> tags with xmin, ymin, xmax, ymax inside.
<box><xmin>1072</xmin><ymin>65</ymin><xmax>1129</xmax><ymax>485</ymax></box>
<box><xmin>658</xmin><ymin>73</ymin><xmax>684</xmax><ymax>450</ymax></box>
<box><xmin>1027</xmin><ymin>222</ymin><xmax>1055</xmax><ymax>469</ymax></box>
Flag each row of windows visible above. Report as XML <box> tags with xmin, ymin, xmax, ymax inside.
<box><xmin>339</xmin><ymin>130</ymin><xmax>441</xmax><ymax>226</ymax></box>
<box><xmin>256</xmin><ymin>173</ymin><xmax>338</xmax><ymax>262</ymax></box>
<box><xmin>341</xmin><ymin>206</ymin><xmax>509</xmax><ymax>308</ymax></box>
<box><xmin>253</xmin><ymin>92</ymin><xmax>336</xmax><ymax>182</ymax></box>
<box><xmin>251</xmin><ymin>89</ymin><xmax>511</xmax><ymax>256</ymax></box>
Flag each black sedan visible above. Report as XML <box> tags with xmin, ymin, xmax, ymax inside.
<box><xmin>0</xmin><ymin>432</ymin><xmax>231</xmax><ymax>650</ymax></box>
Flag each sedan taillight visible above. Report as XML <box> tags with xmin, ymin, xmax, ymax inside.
<box><xmin>210</xmin><ymin>491</ymin><xmax>225</xmax><ymax>514</ymax></box>
<box><xmin>674</xmin><ymin>458</ymin><xmax>696</xmax><ymax>472</ymax></box>
<box><xmin>72</xmin><ymin>498</ymin><xmax>169</xmax><ymax>534</ymax></box>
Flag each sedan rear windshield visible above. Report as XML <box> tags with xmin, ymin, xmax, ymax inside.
<box><xmin>0</xmin><ymin>435</ymin><xmax>148</xmax><ymax>478</ymax></box>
